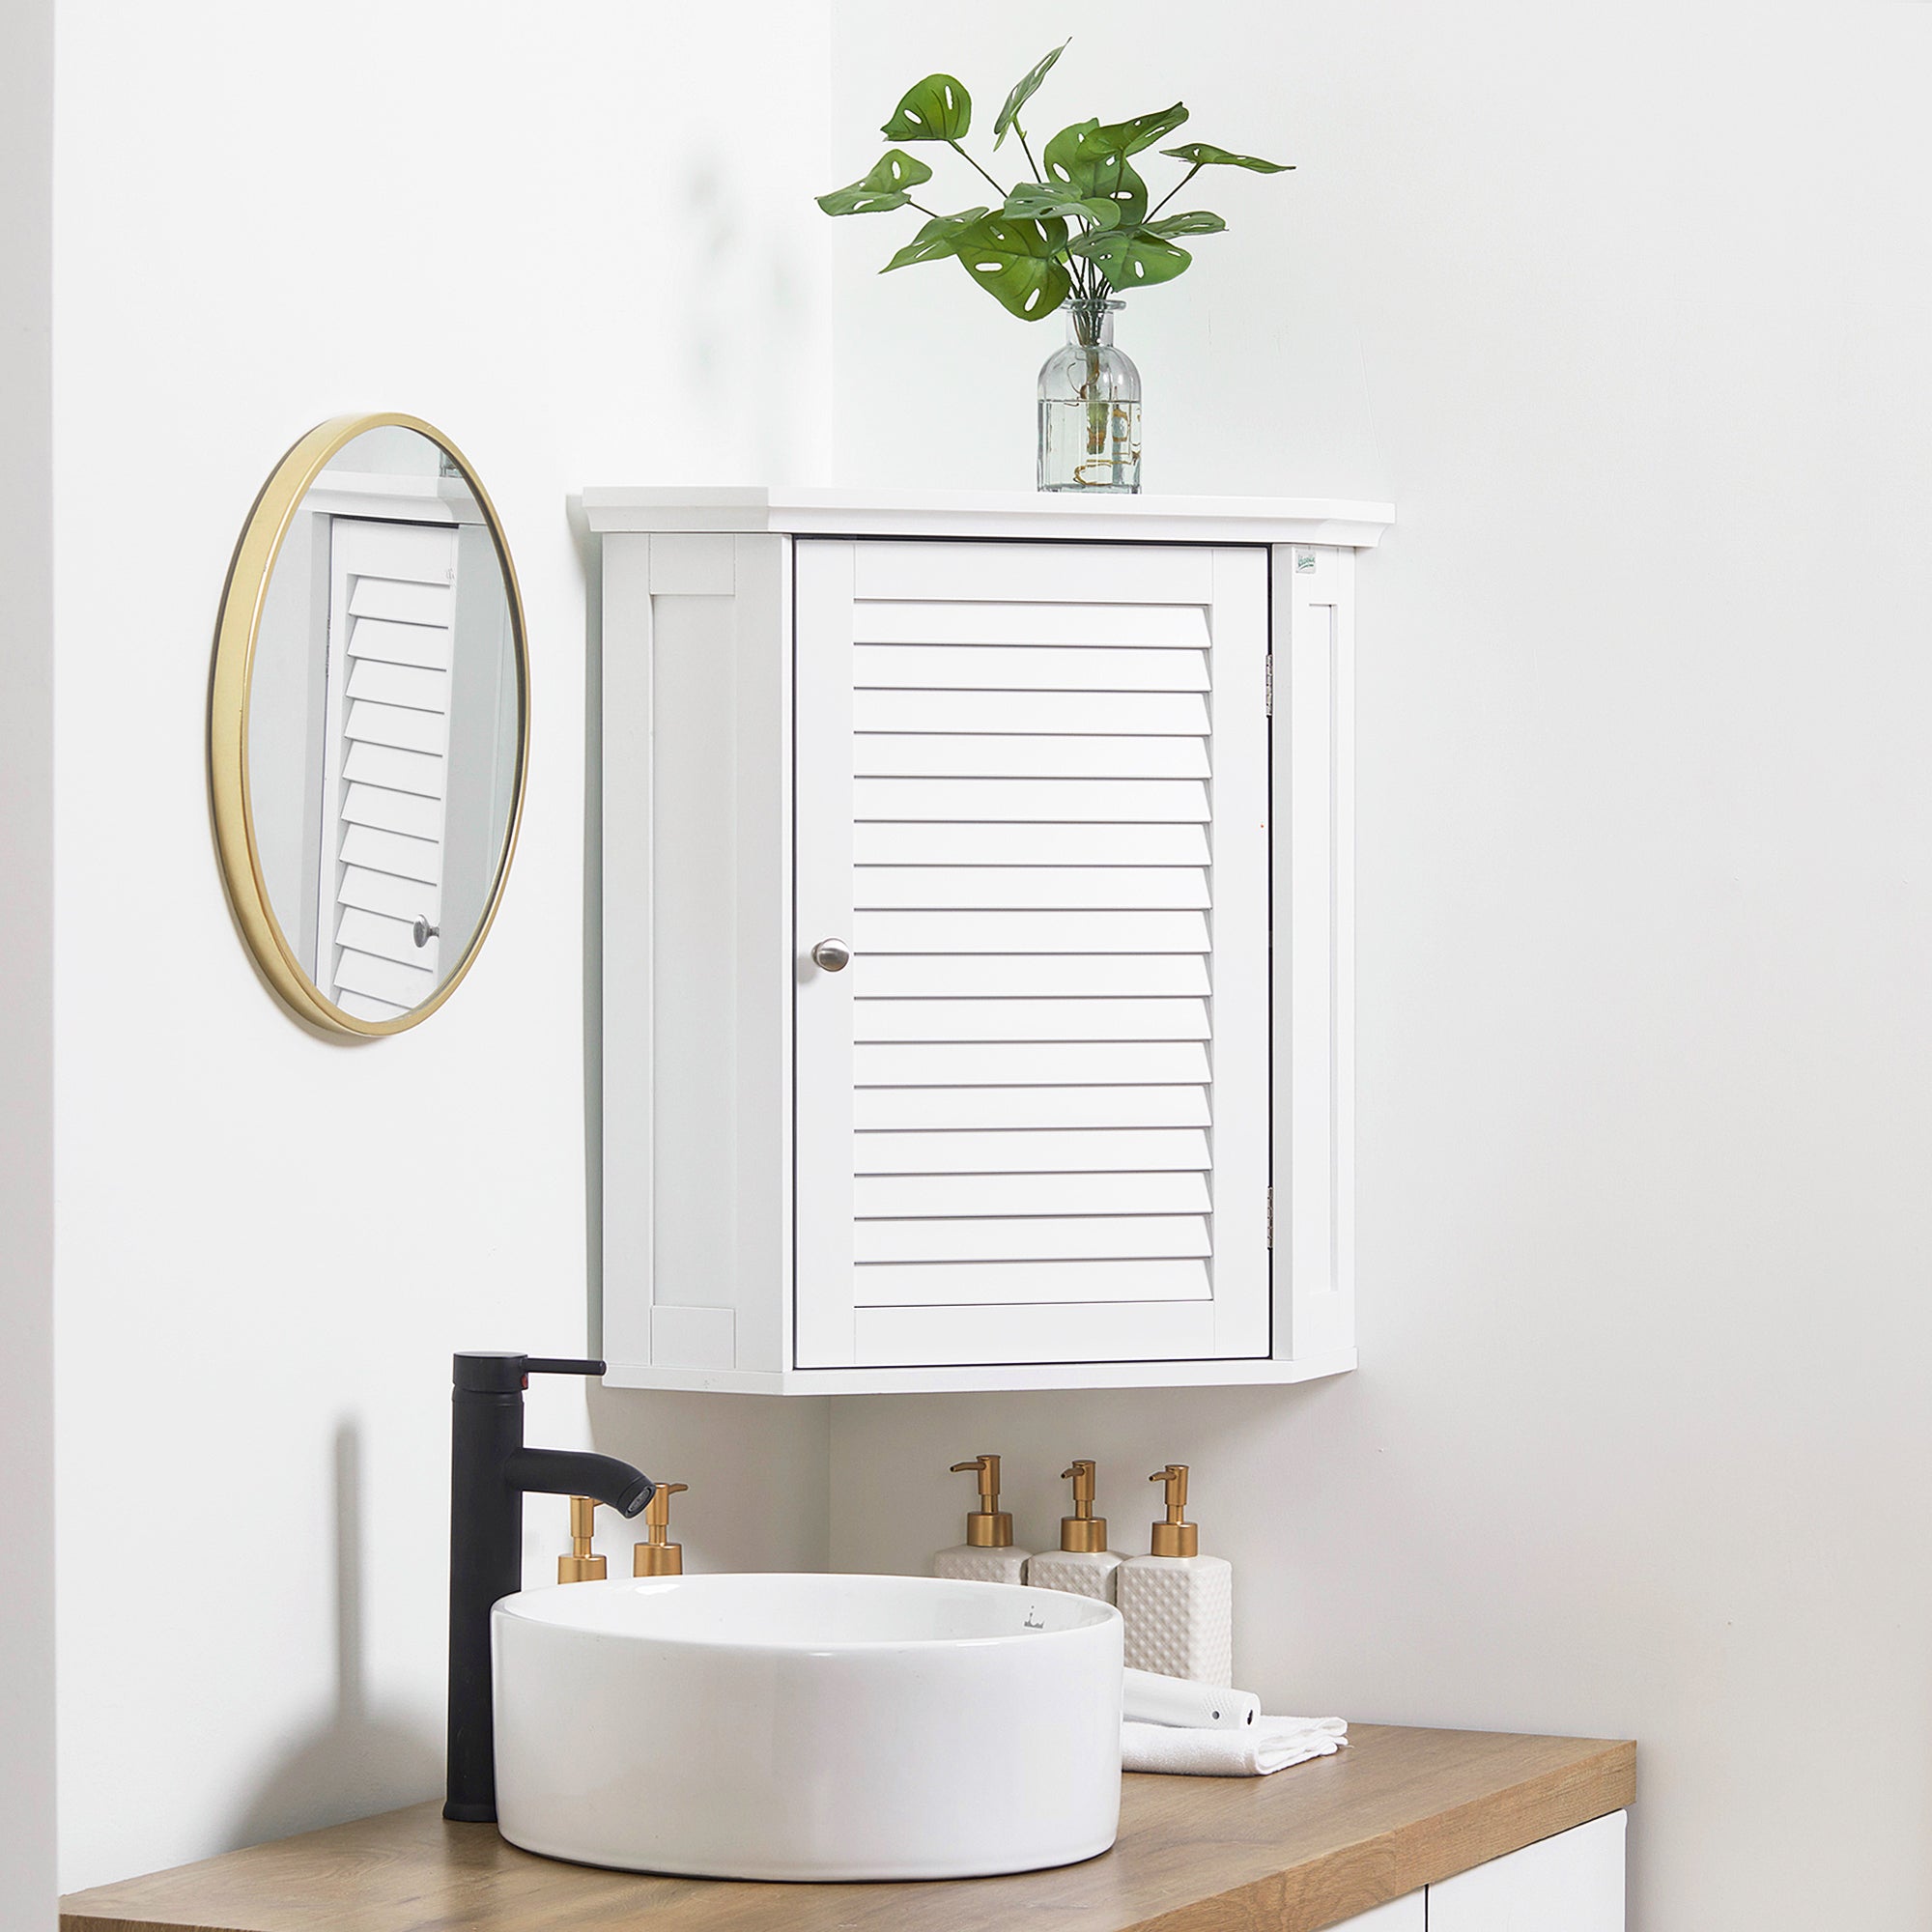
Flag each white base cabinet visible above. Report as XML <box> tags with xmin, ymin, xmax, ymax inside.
<box><xmin>1335</xmin><ymin>1892</ymin><xmax>1427</xmax><ymax>1930</ymax></box>
<box><xmin>586</xmin><ymin>488</ymin><xmax>1392</xmax><ymax>1394</ymax></box>
<box><xmin>1426</xmin><ymin>1812</ymin><xmax>1627</xmax><ymax>1929</ymax></box>
<box><xmin>1333</xmin><ymin>1813</ymin><xmax>1628</xmax><ymax>1930</ymax></box>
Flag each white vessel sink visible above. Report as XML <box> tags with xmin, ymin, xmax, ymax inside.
<box><xmin>492</xmin><ymin>1571</ymin><xmax>1123</xmax><ymax>1881</ymax></box>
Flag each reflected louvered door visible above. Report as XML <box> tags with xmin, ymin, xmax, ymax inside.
<box><xmin>315</xmin><ymin>517</ymin><xmax>457</xmax><ymax>1021</ymax></box>
<box><xmin>795</xmin><ymin>538</ymin><xmax>1270</xmax><ymax>1370</ymax></box>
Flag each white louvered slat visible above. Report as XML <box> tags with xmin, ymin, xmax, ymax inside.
<box><xmin>341</xmin><ymin>782</ymin><xmax>442</xmax><ymax>840</ymax></box>
<box><xmin>854</xmin><ymin>1260</ymin><xmax>1212</xmax><ymax>1308</ymax></box>
<box><xmin>337</xmin><ymin>865</ymin><xmax>440</xmax><ymax>923</ymax></box>
<box><xmin>854</xmin><ymin>998</ymin><xmax>1208</xmax><ymax>1042</ymax></box>
<box><xmin>345</xmin><ymin>615</ymin><xmax>454</xmax><ymax>669</ymax></box>
<box><xmin>855</xmin><ymin>1041</ymin><xmax>1210</xmax><ymax>1087</ymax></box>
<box><xmin>854</xmin><ymin>823</ymin><xmax>1209</xmax><ymax>867</ymax></box>
<box><xmin>339</xmin><ymin>823</ymin><xmax>441</xmax><ymax>886</ymax></box>
<box><xmin>855</xmin><ymin>1171</ymin><xmax>1211</xmax><ymax>1218</ymax></box>
<box><xmin>345</xmin><ymin>658</ymin><xmax>450</xmax><ymax>712</ymax></box>
<box><xmin>795</xmin><ymin>538</ymin><xmax>1270</xmax><ymax>1372</ymax></box>
<box><xmin>347</xmin><ymin>576</ymin><xmax>453</xmax><ymax>625</ymax></box>
<box><xmin>854</xmin><ymin>690</ymin><xmax>1208</xmax><ymax>737</ymax></box>
<box><xmin>857</xmin><ymin>1215</ymin><xmax>1210</xmax><ymax>1264</ymax></box>
<box><xmin>333</xmin><ymin>947</ymin><xmax>436</xmax><ymax>1008</ymax></box>
<box><xmin>852</xmin><ymin>953</ymin><xmax>1210</xmax><ymax>998</ymax></box>
<box><xmin>335</xmin><ymin>904</ymin><xmax>440</xmax><ymax>971</ymax></box>
<box><xmin>855</xmin><ymin>1087</ymin><xmax>1210</xmax><ymax>1131</ymax></box>
<box><xmin>345</xmin><ymin>698</ymin><xmax>446</xmax><ymax>754</ymax></box>
<box><xmin>855</xmin><ymin>734</ymin><xmax>1208</xmax><ymax>780</ymax></box>
<box><xmin>854</xmin><ymin>644</ymin><xmax>1208</xmax><ymax>691</ymax></box>
<box><xmin>855</xmin><ymin>778</ymin><xmax>1208</xmax><ymax>822</ymax></box>
<box><xmin>858</xmin><ymin>910</ymin><xmax>1208</xmax><ymax>953</ymax></box>
<box><xmin>853</xmin><ymin>1127</ymin><xmax>1211</xmax><ymax>1175</ymax></box>
<box><xmin>343</xmin><ymin>741</ymin><xmax>444</xmax><ymax>799</ymax></box>
<box><xmin>856</xmin><ymin>866</ymin><xmax>1208</xmax><ymax>911</ymax></box>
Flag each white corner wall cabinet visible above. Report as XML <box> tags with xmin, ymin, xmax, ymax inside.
<box><xmin>585</xmin><ymin>488</ymin><xmax>1394</xmax><ymax>1395</ymax></box>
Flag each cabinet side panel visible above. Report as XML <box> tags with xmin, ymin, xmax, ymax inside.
<box><xmin>647</xmin><ymin>585</ymin><xmax>751</xmax><ymax>1364</ymax></box>
<box><xmin>1272</xmin><ymin>543</ymin><xmax>1356</xmax><ymax>1364</ymax></box>
<box><xmin>600</xmin><ymin>534</ymin><xmax>655</xmax><ymax>1373</ymax></box>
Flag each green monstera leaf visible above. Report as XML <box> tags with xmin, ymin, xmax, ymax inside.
<box><xmin>1091</xmin><ymin>101</ymin><xmax>1189</xmax><ymax>156</ymax></box>
<box><xmin>1041</xmin><ymin>120</ymin><xmax>1149</xmax><ymax>226</ymax></box>
<box><xmin>1067</xmin><ymin>222</ymin><xmax>1196</xmax><ymax>289</ymax></box>
<box><xmin>993</xmin><ymin>41</ymin><xmax>1067</xmax><ymax>148</ymax></box>
<box><xmin>1142</xmin><ymin>210</ymin><xmax>1226</xmax><ymax>239</ymax></box>
<box><xmin>954</xmin><ymin>213</ymin><xmax>1072</xmax><ymax>320</ymax></box>
<box><xmin>882</xmin><ymin>206</ymin><xmax>989</xmax><ymax>271</ymax></box>
<box><xmin>1160</xmin><ymin>142</ymin><xmax>1293</xmax><ymax>173</ymax></box>
<box><xmin>816</xmin><ymin>149</ymin><xmax>933</xmax><ymax>216</ymax></box>
<box><xmin>1003</xmin><ymin>182</ymin><xmax>1122</xmax><ymax>230</ymax></box>
<box><xmin>882</xmin><ymin>73</ymin><xmax>972</xmax><ymax>142</ymax></box>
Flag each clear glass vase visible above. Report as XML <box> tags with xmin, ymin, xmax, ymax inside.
<box><xmin>1037</xmin><ymin>298</ymin><xmax>1142</xmax><ymax>493</ymax></box>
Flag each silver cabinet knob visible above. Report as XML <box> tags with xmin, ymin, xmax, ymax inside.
<box><xmin>810</xmin><ymin>938</ymin><xmax>853</xmax><ymax>973</ymax></box>
<box><xmin>412</xmin><ymin>917</ymin><xmax>440</xmax><ymax>950</ymax></box>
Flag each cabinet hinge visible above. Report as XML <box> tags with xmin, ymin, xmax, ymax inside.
<box><xmin>1265</xmin><ymin>1185</ymin><xmax>1274</xmax><ymax>1249</ymax></box>
<box><xmin>1264</xmin><ymin>654</ymin><xmax>1273</xmax><ymax>717</ymax></box>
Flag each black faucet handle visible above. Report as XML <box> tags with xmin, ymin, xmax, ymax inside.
<box><xmin>452</xmin><ymin>1352</ymin><xmax>608</xmax><ymax>1393</ymax></box>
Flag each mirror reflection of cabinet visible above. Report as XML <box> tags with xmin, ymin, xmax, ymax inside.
<box><xmin>211</xmin><ymin>415</ymin><xmax>526</xmax><ymax>1036</ymax></box>
<box><xmin>588</xmin><ymin>490</ymin><xmax>1392</xmax><ymax>1395</ymax></box>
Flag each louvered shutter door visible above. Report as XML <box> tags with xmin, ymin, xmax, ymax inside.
<box><xmin>316</xmin><ymin>518</ymin><xmax>458</xmax><ymax>1021</ymax></box>
<box><xmin>795</xmin><ymin>539</ymin><xmax>1270</xmax><ymax>1370</ymax></box>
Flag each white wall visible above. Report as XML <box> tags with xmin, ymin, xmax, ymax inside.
<box><xmin>42</xmin><ymin>2</ymin><xmax>1932</xmax><ymax>1921</ymax></box>
<box><xmin>50</xmin><ymin>0</ymin><xmax>834</xmax><ymax>1893</ymax></box>
<box><xmin>1</xmin><ymin>1</ymin><xmax>58</xmax><ymax>1923</ymax></box>
<box><xmin>827</xmin><ymin>5</ymin><xmax>1932</xmax><ymax>1927</ymax></box>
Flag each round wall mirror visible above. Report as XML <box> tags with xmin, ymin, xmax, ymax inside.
<box><xmin>210</xmin><ymin>413</ymin><xmax>528</xmax><ymax>1035</ymax></box>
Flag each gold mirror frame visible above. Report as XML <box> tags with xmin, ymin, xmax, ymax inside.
<box><xmin>209</xmin><ymin>412</ymin><xmax>530</xmax><ymax>1037</ymax></box>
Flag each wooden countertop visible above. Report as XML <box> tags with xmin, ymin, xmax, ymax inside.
<box><xmin>61</xmin><ymin>1724</ymin><xmax>1634</xmax><ymax>1932</ymax></box>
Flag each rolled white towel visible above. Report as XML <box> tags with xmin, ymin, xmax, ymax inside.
<box><xmin>1122</xmin><ymin>1714</ymin><xmax>1348</xmax><ymax>1777</ymax></box>
<box><xmin>1122</xmin><ymin>1666</ymin><xmax>1261</xmax><ymax>1731</ymax></box>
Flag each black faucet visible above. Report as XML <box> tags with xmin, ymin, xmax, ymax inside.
<box><xmin>443</xmin><ymin>1351</ymin><xmax>656</xmax><ymax>1822</ymax></box>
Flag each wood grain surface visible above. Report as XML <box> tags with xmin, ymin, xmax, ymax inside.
<box><xmin>60</xmin><ymin>1724</ymin><xmax>1635</xmax><ymax>1932</ymax></box>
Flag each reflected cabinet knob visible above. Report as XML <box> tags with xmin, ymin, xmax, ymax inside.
<box><xmin>810</xmin><ymin>938</ymin><xmax>853</xmax><ymax>973</ymax></box>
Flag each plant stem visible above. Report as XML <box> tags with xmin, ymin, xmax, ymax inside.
<box><xmin>1017</xmin><ymin>127</ymin><xmax>1046</xmax><ymax>185</ymax></box>
<box><xmin>949</xmin><ymin>138</ymin><xmax>1010</xmax><ymax>201</ymax></box>
<box><xmin>1148</xmin><ymin>161</ymin><xmax>1202</xmax><ymax>219</ymax></box>
<box><xmin>906</xmin><ymin>199</ymin><xmax>940</xmax><ymax>219</ymax></box>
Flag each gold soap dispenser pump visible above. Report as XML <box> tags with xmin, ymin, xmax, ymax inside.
<box><xmin>633</xmin><ymin>1482</ymin><xmax>689</xmax><ymax>1577</ymax></box>
<box><xmin>1027</xmin><ymin>1459</ymin><xmax>1124</xmax><ymax>1603</ymax></box>
<box><xmin>932</xmin><ymin>1454</ymin><xmax>1032</xmax><ymax>1585</ymax></box>
<box><xmin>1118</xmin><ymin>1463</ymin><xmax>1235</xmax><ymax>1685</ymax></box>
<box><xmin>558</xmin><ymin>1496</ymin><xmax>608</xmax><ymax>1583</ymax></box>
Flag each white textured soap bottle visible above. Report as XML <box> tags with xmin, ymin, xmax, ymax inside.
<box><xmin>932</xmin><ymin>1453</ymin><xmax>1032</xmax><ymax>1584</ymax></box>
<box><xmin>1117</xmin><ymin>1463</ymin><xmax>1233</xmax><ymax>1685</ymax></box>
<box><xmin>1026</xmin><ymin>1460</ymin><xmax>1123</xmax><ymax>1603</ymax></box>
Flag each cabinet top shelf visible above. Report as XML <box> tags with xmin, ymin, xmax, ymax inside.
<box><xmin>578</xmin><ymin>486</ymin><xmax>1395</xmax><ymax>548</ymax></box>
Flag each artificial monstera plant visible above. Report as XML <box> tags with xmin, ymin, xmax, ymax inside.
<box><xmin>816</xmin><ymin>42</ymin><xmax>1292</xmax><ymax>320</ymax></box>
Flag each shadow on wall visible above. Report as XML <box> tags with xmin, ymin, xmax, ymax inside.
<box><xmin>230</xmin><ymin>1421</ymin><xmax>439</xmax><ymax>1847</ymax></box>
<box><xmin>676</xmin><ymin>156</ymin><xmax>817</xmax><ymax>482</ymax></box>
<box><xmin>588</xmin><ymin>1382</ymin><xmax>834</xmax><ymax>1576</ymax></box>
